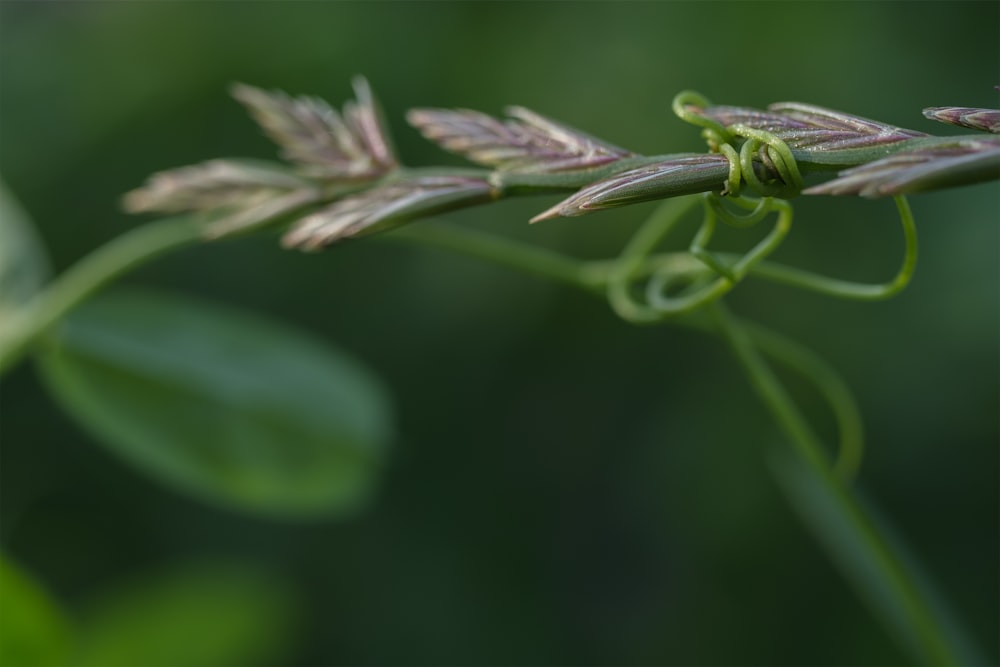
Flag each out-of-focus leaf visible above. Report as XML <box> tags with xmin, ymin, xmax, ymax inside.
<box><xmin>0</xmin><ymin>178</ymin><xmax>50</xmax><ymax>316</ymax></box>
<box><xmin>0</xmin><ymin>555</ymin><xmax>73</xmax><ymax>667</ymax></box>
<box><xmin>121</xmin><ymin>159</ymin><xmax>313</xmax><ymax>214</ymax></box>
<box><xmin>120</xmin><ymin>160</ymin><xmax>323</xmax><ymax>240</ymax></box>
<box><xmin>76</xmin><ymin>562</ymin><xmax>296</xmax><ymax>667</ymax></box>
<box><xmin>38</xmin><ymin>288</ymin><xmax>393</xmax><ymax>519</ymax></box>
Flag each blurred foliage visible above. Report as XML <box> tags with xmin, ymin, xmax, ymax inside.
<box><xmin>0</xmin><ymin>555</ymin><xmax>72</xmax><ymax>667</ymax></box>
<box><xmin>0</xmin><ymin>178</ymin><xmax>49</xmax><ymax>316</ymax></box>
<box><xmin>74</xmin><ymin>561</ymin><xmax>296</xmax><ymax>667</ymax></box>
<box><xmin>0</xmin><ymin>555</ymin><xmax>295</xmax><ymax>667</ymax></box>
<box><xmin>1</xmin><ymin>2</ymin><xmax>997</xmax><ymax>665</ymax></box>
<box><xmin>38</xmin><ymin>288</ymin><xmax>392</xmax><ymax>519</ymax></box>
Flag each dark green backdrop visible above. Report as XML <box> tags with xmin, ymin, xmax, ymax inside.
<box><xmin>1</xmin><ymin>2</ymin><xmax>997</xmax><ymax>664</ymax></box>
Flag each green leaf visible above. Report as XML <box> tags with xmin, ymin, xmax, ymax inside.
<box><xmin>0</xmin><ymin>555</ymin><xmax>74</xmax><ymax>667</ymax></box>
<box><xmin>0</xmin><ymin>178</ymin><xmax>50</xmax><ymax>316</ymax></box>
<box><xmin>76</xmin><ymin>562</ymin><xmax>296</xmax><ymax>667</ymax></box>
<box><xmin>38</xmin><ymin>288</ymin><xmax>393</xmax><ymax>519</ymax></box>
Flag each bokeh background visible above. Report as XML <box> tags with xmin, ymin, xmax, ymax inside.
<box><xmin>1</xmin><ymin>1</ymin><xmax>997</xmax><ymax>664</ymax></box>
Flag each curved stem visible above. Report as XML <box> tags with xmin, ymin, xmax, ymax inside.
<box><xmin>707</xmin><ymin>300</ymin><xmax>828</xmax><ymax>464</ymax></box>
<box><xmin>387</xmin><ymin>221</ymin><xmax>742</xmax><ymax>311</ymax></box>
<box><xmin>640</xmin><ymin>196</ymin><xmax>793</xmax><ymax>318</ymax></box>
<box><xmin>740</xmin><ymin>321</ymin><xmax>864</xmax><ymax>480</ymax></box>
<box><xmin>384</xmin><ymin>223</ymin><xmax>605</xmax><ymax>292</ymax></box>
<box><xmin>0</xmin><ymin>217</ymin><xmax>203</xmax><ymax>376</ymax></box>
<box><xmin>616</xmin><ymin>192</ymin><xmax>916</xmax><ymax>304</ymax></box>
<box><xmin>708</xmin><ymin>301</ymin><xmax>975</xmax><ymax>666</ymax></box>
<box><xmin>606</xmin><ymin>196</ymin><xmax>704</xmax><ymax>323</ymax></box>
<box><xmin>384</xmin><ymin>221</ymin><xmax>979</xmax><ymax>664</ymax></box>
<box><xmin>384</xmin><ymin>220</ymin><xmax>874</xmax><ymax>479</ymax></box>
<box><xmin>746</xmin><ymin>196</ymin><xmax>918</xmax><ymax>300</ymax></box>
<box><xmin>679</xmin><ymin>314</ymin><xmax>865</xmax><ymax>481</ymax></box>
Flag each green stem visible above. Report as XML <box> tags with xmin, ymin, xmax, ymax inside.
<box><xmin>708</xmin><ymin>301</ymin><xmax>973</xmax><ymax>666</ymax></box>
<box><xmin>490</xmin><ymin>155</ymin><xmax>711</xmax><ymax>195</ymax></box>
<box><xmin>790</xmin><ymin>134</ymin><xmax>1000</xmax><ymax>169</ymax></box>
<box><xmin>384</xmin><ymin>223</ymin><xmax>607</xmax><ymax>292</ymax></box>
<box><xmin>383</xmin><ymin>220</ymin><xmax>979</xmax><ymax>664</ymax></box>
<box><xmin>386</xmin><ymin>219</ymin><xmax>869</xmax><ymax>481</ymax></box>
<box><xmin>610</xmin><ymin>189</ymin><xmax>915</xmax><ymax>305</ymax></box>
<box><xmin>608</xmin><ymin>196</ymin><xmax>795</xmax><ymax>322</ymax></box>
<box><xmin>606</xmin><ymin>196</ymin><xmax>705</xmax><ymax>323</ymax></box>
<box><xmin>739</xmin><ymin>321</ymin><xmax>864</xmax><ymax>480</ymax></box>
<box><xmin>707</xmin><ymin>301</ymin><xmax>828</xmax><ymax>465</ymax></box>
<box><xmin>679</xmin><ymin>313</ymin><xmax>865</xmax><ymax>480</ymax></box>
<box><xmin>0</xmin><ymin>216</ymin><xmax>203</xmax><ymax>376</ymax></box>
<box><xmin>747</xmin><ymin>196</ymin><xmax>917</xmax><ymax>300</ymax></box>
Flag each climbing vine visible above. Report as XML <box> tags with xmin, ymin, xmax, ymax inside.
<box><xmin>1</xmin><ymin>79</ymin><xmax>997</xmax><ymax>665</ymax></box>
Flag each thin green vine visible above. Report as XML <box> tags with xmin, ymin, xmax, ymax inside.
<box><xmin>2</xmin><ymin>80</ymin><xmax>993</xmax><ymax>665</ymax></box>
<box><xmin>0</xmin><ymin>216</ymin><xmax>203</xmax><ymax>375</ymax></box>
<box><xmin>708</xmin><ymin>301</ymin><xmax>974</xmax><ymax>666</ymax></box>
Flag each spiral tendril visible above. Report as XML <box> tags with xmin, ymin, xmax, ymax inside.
<box><xmin>672</xmin><ymin>92</ymin><xmax>805</xmax><ymax>199</ymax></box>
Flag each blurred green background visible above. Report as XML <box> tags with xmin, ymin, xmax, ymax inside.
<box><xmin>1</xmin><ymin>1</ymin><xmax>997</xmax><ymax>664</ymax></box>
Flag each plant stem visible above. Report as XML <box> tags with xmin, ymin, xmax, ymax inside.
<box><xmin>386</xmin><ymin>221</ymin><xmax>980</xmax><ymax>664</ymax></box>
<box><xmin>385</xmin><ymin>223</ymin><xmax>607</xmax><ymax>292</ymax></box>
<box><xmin>746</xmin><ymin>196</ymin><xmax>918</xmax><ymax>301</ymax></box>
<box><xmin>678</xmin><ymin>312</ymin><xmax>865</xmax><ymax>480</ymax></box>
<box><xmin>707</xmin><ymin>301</ymin><xmax>975</xmax><ymax>666</ymax></box>
<box><xmin>6</xmin><ymin>207</ymin><xmax>978</xmax><ymax>663</ymax></box>
<box><xmin>0</xmin><ymin>217</ymin><xmax>203</xmax><ymax>376</ymax></box>
<box><xmin>737</xmin><ymin>320</ymin><xmax>864</xmax><ymax>480</ymax></box>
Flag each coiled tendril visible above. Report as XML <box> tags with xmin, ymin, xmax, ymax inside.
<box><xmin>604</xmin><ymin>93</ymin><xmax>922</xmax><ymax>479</ymax></box>
<box><xmin>673</xmin><ymin>90</ymin><xmax>805</xmax><ymax>199</ymax></box>
<box><xmin>609</xmin><ymin>92</ymin><xmax>917</xmax><ymax>326</ymax></box>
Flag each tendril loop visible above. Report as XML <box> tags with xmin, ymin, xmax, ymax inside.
<box><xmin>671</xmin><ymin>92</ymin><xmax>805</xmax><ymax>199</ymax></box>
<box><xmin>671</xmin><ymin>91</ymin><xmax>736</xmax><ymax>151</ymax></box>
<box><xmin>606</xmin><ymin>194</ymin><xmax>792</xmax><ymax>323</ymax></box>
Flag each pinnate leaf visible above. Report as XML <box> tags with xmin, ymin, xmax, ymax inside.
<box><xmin>232</xmin><ymin>76</ymin><xmax>396</xmax><ymax>179</ymax></box>
<box><xmin>691</xmin><ymin>102</ymin><xmax>927</xmax><ymax>152</ymax></box>
<box><xmin>122</xmin><ymin>159</ymin><xmax>311</xmax><ymax>214</ymax></box>
<box><xmin>121</xmin><ymin>159</ymin><xmax>321</xmax><ymax>238</ymax></box>
<box><xmin>283</xmin><ymin>176</ymin><xmax>494</xmax><ymax>249</ymax></box>
<box><xmin>922</xmin><ymin>106</ymin><xmax>1000</xmax><ymax>134</ymax></box>
<box><xmin>804</xmin><ymin>138</ymin><xmax>1000</xmax><ymax>197</ymax></box>
<box><xmin>407</xmin><ymin>105</ymin><xmax>632</xmax><ymax>173</ymax></box>
<box><xmin>531</xmin><ymin>154</ymin><xmax>730</xmax><ymax>221</ymax></box>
